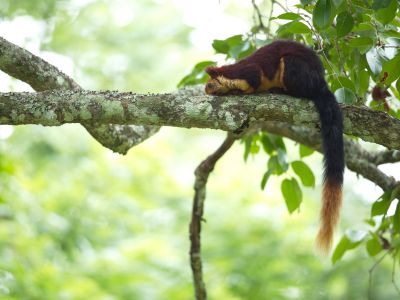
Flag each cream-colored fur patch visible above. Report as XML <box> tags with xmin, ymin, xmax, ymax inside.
<box><xmin>258</xmin><ymin>57</ymin><xmax>286</xmax><ymax>92</ymax></box>
<box><xmin>216</xmin><ymin>76</ymin><xmax>254</xmax><ymax>93</ymax></box>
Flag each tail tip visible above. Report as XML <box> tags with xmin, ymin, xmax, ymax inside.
<box><xmin>315</xmin><ymin>228</ymin><xmax>333</xmax><ymax>255</ymax></box>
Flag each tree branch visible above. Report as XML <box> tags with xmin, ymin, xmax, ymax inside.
<box><xmin>251</xmin><ymin>0</ymin><xmax>265</xmax><ymax>29</ymax></box>
<box><xmin>190</xmin><ymin>133</ymin><xmax>238</xmax><ymax>300</ymax></box>
<box><xmin>369</xmin><ymin>150</ymin><xmax>400</xmax><ymax>165</ymax></box>
<box><xmin>0</xmin><ymin>37</ymin><xmax>80</xmax><ymax>91</ymax></box>
<box><xmin>257</xmin><ymin>122</ymin><xmax>399</xmax><ymax>191</ymax></box>
<box><xmin>0</xmin><ymin>37</ymin><xmax>159</xmax><ymax>154</ymax></box>
<box><xmin>1</xmin><ymin>89</ymin><xmax>400</xmax><ymax>150</ymax></box>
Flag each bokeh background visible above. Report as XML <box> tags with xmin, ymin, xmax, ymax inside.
<box><xmin>0</xmin><ymin>0</ymin><xmax>398</xmax><ymax>299</ymax></box>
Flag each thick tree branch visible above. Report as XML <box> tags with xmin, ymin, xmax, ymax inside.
<box><xmin>0</xmin><ymin>36</ymin><xmax>159</xmax><ymax>154</ymax></box>
<box><xmin>258</xmin><ymin>122</ymin><xmax>399</xmax><ymax>192</ymax></box>
<box><xmin>369</xmin><ymin>150</ymin><xmax>400</xmax><ymax>165</ymax></box>
<box><xmin>1</xmin><ymin>90</ymin><xmax>400</xmax><ymax>151</ymax></box>
<box><xmin>0</xmin><ymin>37</ymin><xmax>80</xmax><ymax>91</ymax></box>
<box><xmin>190</xmin><ymin>133</ymin><xmax>238</xmax><ymax>300</ymax></box>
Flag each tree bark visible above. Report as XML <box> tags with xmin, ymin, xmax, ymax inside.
<box><xmin>0</xmin><ymin>36</ymin><xmax>159</xmax><ymax>154</ymax></box>
<box><xmin>1</xmin><ymin>89</ymin><xmax>400</xmax><ymax>150</ymax></box>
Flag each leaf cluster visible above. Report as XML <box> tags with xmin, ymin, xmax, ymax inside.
<box><xmin>179</xmin><ymin>0</ymin><xmax>400</xmax><ymax>264</ymax></box>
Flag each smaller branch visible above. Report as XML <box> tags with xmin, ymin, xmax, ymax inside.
<box><xmin>344</xmin><ymin>141</ymin><xmax>398</xmax><ymax>192</ymax></box>
<box><xmin>392</xmin><ymin>255</ymin><xmax>400</xmax><ymax>296</ymax></box>
<box><xmin>251</xmin><ymin>0</ymin><xmax>266</xmax><ymax>29</ymax></box>
<box><xmin>265</xmin><ymin>0</ymin><xmax>276</xmax><ymax>38</ymax></box>
<box><xmin>0</xmin><ymin>37</ymin><xmax>80</xmax><ymax>91</ymax></box>
<box><xmin>369</xmin><ymin>252</ymin><xmax>390</xmax><ymax>300</ymax></box>
<box><xmin>189</xmin><ymin>133</ymin><xmax>238</xmax><ymax>300</ymax></box>
<box><xmin>257</xmin><ymin>121</ymin><xmax>399</xmax><ymax>192</ymax></box>
<box><xmin>274</xmin><ymin>0</ymin><xmax>289</xmax><ymax>12</ymax></box>
<box><xmin>369</xmin><ymin>150</ymin><xmax>400</xmax><ymax>165</ymax></box>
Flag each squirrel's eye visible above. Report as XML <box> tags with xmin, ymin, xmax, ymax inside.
<box><xmin>206</xmin><ymin>82</ymin><xmax>215</xmax><ymax>89</ymax></box>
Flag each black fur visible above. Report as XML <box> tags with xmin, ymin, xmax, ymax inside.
<box><xmin>282</xmin><ymin>49</ymin><xmax>344</xmax><ymax>187</ymax></box>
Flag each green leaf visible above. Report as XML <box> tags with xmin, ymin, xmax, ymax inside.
<box><xmin>392</xmin><ymin>237</ymin><xmax>400</xmax><ymax>248</ymax></box>
<box><xmin>356</xmin><ymin>69</ymin><xmax>370</xmax><ymax>95</ymax></box>
<box><xmin>381</xmin><ymin>53</ymin><xmax>400</xmax><ymax>85</ymax></box>
<box><xmin>277</xmin><ymin>148</ymin><xmax>288</xmax><ymax>169</ymax></box>
<box><xmin>348</xmin><ymin>37</ymin><xmax>374</xmax><ymax>54</ymax></box>
<box><xmin>336</xmin><ymin>11</ymin><xmax>354</xmax><ymax>37</ymax></box>
<box><xmin>178</xmin><ymin>61</ymin><xmax>216</xmax><ymax>87</ymax></box>
<box><xmin>366</xmin><ymin>48</ymin><xmax>387</xmax><ymax>75</ymax></box>
<box><xmin>378</xmin><ymin>217</ymin><xmax>391</xmax><ymax>231</ymax></box>
<box><xmin>243</xmin><ymin>136</ymin><xmax>253</xmax><ymax>162</ymax></box>
<box><xmin>332</xmin><ymin>236</ymin><xmax>350</xmax><ymax>263</ymax></box>
<box><xmin>372</xmin><ymin>0</ymin><xmax>392</xmax><ymax>10</ymax></box>
<box><xmin>352</xmin><ymin>23</ymin><xmax>375</xmax><ymax>35</ymax></box>
<box><xmin>274</xmin><ymin>12</ymin><xmax>302</xmax><ymax>20</ymax></box>
<box><xmin>230</xmin><ymin>39</ymin><xmax>255</xmax><ymax>60</ymax></box>
<box><xmin>279</xmin><ymin>21</ymin><xmax>311</xmax><ymax>34</ymax></box>
<box><xmin>260</xmin><ymin>134</ymin><xmax>275</xmax><ymax>155</ymax></box>
<box><xmin>212</xmin><ymin>40</ymin><xmax>229</xmax><ymax>54</ymax></box>
<box><xmin>381</xmin><ymin>30</ymin><xmax>400</xmax><ymax>39</ymax></box>
<box><xmin>397</xmin><ymin>78</ymin><xmax>400</xmax><ymax>95</ymax></box>
<box><xmin>313</xmin><ymin>0</ymin><xmax>335</xmax><ymax>29</ymax></box>
<box><xmin>334</xmin><ymin>87</ymin><xmax>357</xmax><ymax>104</ymax></box>
<box><xmin>366</xmin><ymin>236</ymin><xmax>382</xmax><ymax>256</ymax></box>
<box><xmin>375</xmin><ymin>0</ymin><xmax>397</xmax><ymax>24</ymax></box>
<box><xmin>371</xmin><ymin>190</ymin><xmax>394</xmax><ymax>217</ymax></box>
<box><xmin>270</xmin><ymin>135</ymin><xmax>286</xmax><ymax>152</ymax></box>
<box><xmin>299</xmin><ymin>144</ymin><xmax>314</xmax><ymax>158</ymax></box>
<box><xmin>212</xmin><ymin>35</ymin><xmax>255</xmax><ymax>60</ymax></box>
<box><xmin>332</xmin><ymin>232</ymin><xmax>365</xmax><ymax>263</ymax></box>
<box><xmin>268</xmin><ymin>153</ymin><xmax>288</xmax><ymax>175</ymax></box>
<box><xmin>281</xmin><ymin>178</ymin><xmax>302</xmax><ymax>214</ymax></box>
<box><xmin>331</xmin><ymin>76</ymin><xmax>356</xmax><ymax>93</ymax></box>
<box><xmin>250</xmin><ymin>141</ymin><xmax>260</xmax><ymax>155</ymax></box>
<box><xmin>225</xmin><ymin>34</ymin><xmax>243</xmax><ymax>45</ymax></box>
<box><xmin>291</xmin><ymin>160</ymin><xmax>315</xmax><ymax>187</ymax></box>
<box><xmin>261</xmin><ymin>170</ymin><xmax>272</xmax><ymax>190</ymax></box>
<box><xmin>333</xmin><ymin>0</ymin><xmax>344</xmax><ymax>8</ymax></box>
<box><xmin>365</xmin><ymin>219</ymin><xmax>376</xmax><ymax>227</ymax></box>
<box><xmin>393</xmin><ymin>202</ymin><xmax>400</xmax><ymax>233</ymax></box>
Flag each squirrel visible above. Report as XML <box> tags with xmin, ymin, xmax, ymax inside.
<box><xmin>205</xmin><ymin>40</ymin><xmax>344</xmax><ymax>253</ymax></box>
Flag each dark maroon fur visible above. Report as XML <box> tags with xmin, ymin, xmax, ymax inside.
<box><xmin>206</xmin><ymin>40</ymin><xmax>324</xmax><ymax>90</ymax></box>
<box><xmin>207</xmin><ymin>40</ymin><xmax>344</xmax><ymax>199</ymax></box>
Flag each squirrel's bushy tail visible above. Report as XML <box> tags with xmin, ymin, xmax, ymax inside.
<box><xmin>311</xmin><ymin>86</ymin><xmax>344</xmax><ymax>253</ymax></box>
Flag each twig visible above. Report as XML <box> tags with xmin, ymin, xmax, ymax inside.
<box><xmin>368</xmin><ymin>251</ymin><xmax>390</xmax><ymax>300</ymax></box>
<box><xmin>189</xmin><ymin>132</ymin><xmax>238</xmax><ymax>300</ymax></box>
<box><xmin>299</xmin><ymin>15</ymin><xmax>341</xmax><ymax>83</ymax></box>
<box><xmin>251</xmin><ymin>0</ymin><xmax>266</xmax><ymax>29</ymax></box>
<box><xmin>274</xmin><ymin>1</ymin><xmax>289</xmax><ymax>12</ymax></box>
<box><xmin>264</xmin><ymin>0</ymin><xmax>277</xmax><ymax>38</ymax></box>
<box><xmin>334</xmin><ymin>37</ymin><xmax>345</xmax><ymax>75</ymax></box>
<box><xmin>392</xmin><ymin>254</ymin><xmax>400</xmax><ymax>295</ymax></box>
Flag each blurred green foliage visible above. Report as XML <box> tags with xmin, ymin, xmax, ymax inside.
<box><xmin>1</xmin><ymin>0</ymin><xmax>400</xmax><ymax>299</ymax></box>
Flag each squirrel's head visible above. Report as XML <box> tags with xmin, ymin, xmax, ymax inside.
<box><xmin>205</xmin><ymin>66</ymin><xmax>251</xmax><ymax>95</ymax></box>
<box><xmin>205</xmin><ymin>67</ymin><xmax>230</xmax><ymax>95</ymax></box>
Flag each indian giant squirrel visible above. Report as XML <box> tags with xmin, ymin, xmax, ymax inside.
<box><xmin>205</xmin><ymin>40</ymin><xmax>345</xmax><ymax>253</ymax></box>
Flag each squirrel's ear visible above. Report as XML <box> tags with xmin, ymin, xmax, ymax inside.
<box><xmin>205</xmin><ymin>66</ymin><xmax>220</xmax><ymax>78</ymax></box>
